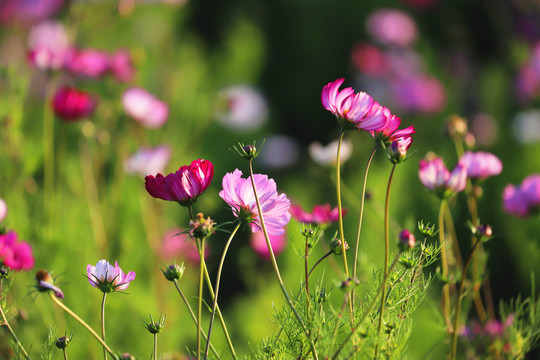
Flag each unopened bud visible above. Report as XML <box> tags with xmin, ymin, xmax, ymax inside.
<box><xmin>476</xmin><ymin>224</ymin><xmax>493</xmax><ymax>242</ymax></box>
<box><xmin>35</xmin><ymin>269</ymin><xmax>64</xmax><ymax>299</ymax></box>
<box><xmin>161</xmin><ymin>262</ymin><xmax>185</xmax><ymax>282</ymax></box>
<box><xmin>55</xmin><ymin>335</ymin><xmax>72</xmax><ymax>349</ymax></box>
<box><xmin>330</xmin><ymin>238</ymin><xmax>349</xmax><ymax>255</ymax></box>
<box><xmin>142</xmin><ymin>313</ymin><xmax>166</xmax><ymax>334</ymax></box>
<box><xmin>398</xmin><ymin>229</ymin><xmax>416</xmax><ymax>251</ymax></box>
<box><xmin>447</xmin><ymin>115</ymin><xmax>468</xmax><ymax>140</ymax></box>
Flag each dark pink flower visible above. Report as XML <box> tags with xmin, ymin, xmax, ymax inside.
<box><xmin>52</xmin><ymin>86</ymin><xmax>95</xmax><ymax>121</ymax></box>
<box><xmin>458</xmin><ymin>151</ymin><xmax>502</xmax><ymax>181</ymax></box>
<box><xmin>219</xmin><ymin>169</ymin><xmax>291</xmax><ymax>236</ymax></box>
<box><xmin>502</xmin><ymin>184</ymin><xmax>530</xmax><ymax>217</ymax></box>
<box><xmin>160</xmin><ymin>228</ymin><xmax>209</xmax><ymax>264</ymax></box>
<box><xmin>64</xmin><ymin>48</ymin><xmax>110</xmax><ymax>78</ymax></box>
<box><xmin>250</xmin><ymin>231</ymin><xmax>287</xmax><ymax>259</ymax></box>
<box><xmin>109</xmin><ymin>49</ymin><xmax>135</xmax><ymax>83</ymax></box>
<box><xmin>0</xmin><ymin>231</ymin><xmax>34</xmax><ymax>271</ymax></box>
<box><xmin>351</xmin><ymin>42</ymin><xmax>388</xmax><ymax>77</ymax></box>
<box><xmin>418</xmin><ymin>157</ymin><xmax>467</xmax><ymax>198</ymax></box>
<box><xmin>122</xmin><ymin>87</ymin><xmax>169</xmax><ymax>128</ymax></box>
<box><xmin>145</xmin><ymin>159</ymin><xmax>214</xmax><ymax>206</ymax></box>
<box><xmin>290</xmin><ymin>203</ymin><xmax>343</xmax><ymax>225</ymax></box>
<box><xmin>398</xmin><ymin>229</ymin><xmax>415</xmax><ymax>250</ymax></box>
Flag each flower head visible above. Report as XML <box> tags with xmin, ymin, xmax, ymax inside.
<box><xmin>398</xmin><ymin>229</ymin><xmax>416</xmax><ymax>251</ymax></box>
<box><xmin>215</xmin><ymin>85</ymin><xmax>268</xmax><ymax>131</ymax></box>
<box><xmin>366</xmin><ymin>9</ymin><xmax>418</xmax><ymax>47</ymax></box>
<box><xmin>64</xmin><ymin>48</ymin><xmax>110</xmax><ymax>78</ymax></box>
<box><xmin>124</xmin><ymin>145</ymin><xmax>171</xmax><ymax>177</ymax></box>
<box><xmin>122</xmin><ymin>87</ymin><xmax>168</xmax><ymax>128</ymax></box>
<box><xmin>290</xmin><ymin>203</ymin><xmax>343</xmax><ymax>225</ymax></box>
<box><xmin>109</xmin><ymin>49</ymin><xmax>135</xmax><ymax>83</ymax></box>
<box><xmin>27</xmin><ymin>21</ymin><xmax>69</xmax><ymax>70</ymax></box>
<box><xmin>503</xmin><ymin>174</ymin><xmax>540</xmax><ymax>217</ymax></box>
<box><xmin>145</xmin><ymin>159</ymin><xmax>214</xmax><ymax>207</ymax></box>
<box><xmin>0</xmin><ymin>231</ymin><xmax>34</xmax><ymax>271</ymax></box>
<box><xmin>52</xmin><ymin>86</ymin><xmax>95</xmax><ymax>121</ymax></box>
<box><xmin>219</xmin><ymin>169</ymin><xmax>291</xmax><ymax>236</ymax></box>
<box><xmin>250</xmin><ymin>231</ymin><xmax>287</xmax><ymax>259</ymax></box>
<box><xmin>418</xmin><ymin>156</ymin><xmax>467</xmax><ymax>198</ymax></box>
<box><xmin>86</xmin><ymin>260</ymin><xmax>136</xmax><ymax>293</ymax></box>
<box><xmin>35</xmin><ymin>269</ymin><xmax>64</xmax><ymax>299</ymax></box>
<box><xmin>458</xmin><ymin>151</ymin><xmax>503</xmax><ymax>181</ymax></box>
<box><xmin>370</xmin><ymin>107</ymin><xmax>415</xmax><ymax>146</ymax></box>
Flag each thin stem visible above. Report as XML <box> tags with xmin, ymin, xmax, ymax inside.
<box><xmin>305</xmin><ymin>236</ymin><xmax>310</xmax><ymax>312</ymax></box>
<box><xmin>63</xmin><ymin>348</ymin><xmax>68</xmax><ymax>360</ymax></box>
<box><xmin>49</xmin><ymin>293</ymin><xmax>116</xmax><ymax>357</ymax></box>
<box><xmin>43</xmin><ymin>77</ymin><xmax>56</xmax><ymax>242</ymax></box>
<box><xmin>335</xmin><ymin>128</ymin><xmax>350</xmax><ymax>279</ymax></box>
<box><xmin>0</xmin><ymin>298</ymin><xmax>30</xmax><ymax>360</ymax></box>
<box><xmin>153</xmin><ymin>333</ymin><xmax>158</xmax><ymax>360</ymax></box>
<box><xmin>101</xmin><ymin>293</ymin><xmax>108</xmax><ymax>360</ymax></box>
<box><xmin>439</xmin><ymin>199</ymin><xmax>453</xmax><ymax>332</ymax></box>
<box><xmin>197</xmin><ymin>238</ymin><xmax>205</xmax><ymax>360</ymax></box>
<box><xmin>374</xmin><ymin>163</ymin><xmax>396</xmax><ymax>359</ymax></box>
<box><xmin>248</xmin><ymin>159</ymin><xmax>319</xmax><ymax>360</ymax></box>
<box><xmin>203</xmin><ymin>223</ymin><xmax>241</xmax><ymax>360</ymax></box>
<box><xmin>450</xmin><ymin>240</ymin><xmax>482</xmax><ymax>360</ymax></box>
<box><xmin>172</xmin><ymin>280</ymin><xmax>220</xmax><ymax>358</ymax></box>
<box><xmin>352</xmin><ymin>144</ymin><xmax>378</xmax><ymax>311</ymax></box>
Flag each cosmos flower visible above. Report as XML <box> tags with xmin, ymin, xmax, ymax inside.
<box><xmin>63</xmin><ymin>48</ymin><xmax>110</xmax><ymax>78</ymax></box>
<box><xmin>219</xmin><ymin>169</ymin><xmax>291</xmax><ymax>236</ymax></box>
<box><xmin>108</xmin><ymin>49</ymin><xmax>135</xmax><ymax>83</ymax></box>
<box><xmin>215</xmin><ymin>85</ymin><xmax>268</xmax><ymax>131</ymax></box>
<box><xmin>418</xmin><ymin>156</ymin><xmax>467</xmax><ymax>198</ymax></box>
<box><xmin>0</xmin><ymin>199</ymin><xmax>6</xmax><ymax>222</ymax></box>
<box><xmin>458</xmin><ymin>151</ymin><xmax>502</xmax><ymax>181</ymax></box>
<box><xmin>145</xmin><ymin>159</ymin><xmax>214</xmax><ymax>207</ymax></box>
<box><xmin>160</xmin><ymin>228</ymin><xmax>210</xmax><ymax>264</ymax></box>
<box><xmin>0</xmin><ymin>231</ymin><xmax>34</xmax><ymax>271</ymax></box>
<box><xmin>87</xmin><ymin>259</ymin><xmax>136</xmax><ymax>293</ymax></box>
<box><xmin>27</xmin><ymin>21</ymin><xmax>69</xmax><ymax>70</ymax></box>
<box><xmin>52</xmin><ymin>86</ymin><xmax>95</xmax><ymax>121</ymax></box>
<box><xmin>124</xmin><ymin>145</ymin><xmax>171</xmax><ymax>176</ymax></box>
<box><xmin>366</xmin><ymin>9</ymin><xmax>418</xmax><ymax>47</ymax></box>
<box><xmin>122</xmin><ymin>87</ymin><xmax>169</xmax><ymax>128</ymax></box>
<box><xmin>250</xmin><ymin>231</ymin><xmax>287</xmax><ymax>259</ymax></box>
<box><xmin>290</xmin><ymin>203</ymin><xmax>343</xmax><ymax>225</ymax></box>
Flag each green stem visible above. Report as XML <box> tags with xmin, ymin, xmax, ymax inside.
<box><xmin>101</xmin><ymin>293</ymin><xmax>108</xmax><ymax>360</ymax></box>
<box><xmin>450</xmin><ymin>240</ymin><xmax>482</xmax><ymax>360</ymax></box>
<box><xmin>335</xmin><ymin>128</ymin><xmax>350</xmax><ymax>279</ymax></box>
<box><xmin>172</xmin><ymin>280</ymin><xmax>220</xmax><ymax>358</ymax></box>
<box><xmin>305</xmin><ymin>236</ymin><xmax>310</xmax><ymax>312</ymax></box>
<box><xmin>439</xmin><ymin>199</ymin><xmax>453</xmax><ymax>332</ymax></box>
<box><xmin>197</xmin><ymin>238</ymin><xmax>205</xmax><ymax>360</ymax></box>
<box><xmin>0</xmin><ymin>297</ymin><xmax>30</xmax><ymax>360</ymax></box>
<box><xmin>248</xmin><ymin>159</ymin><xmax>319</xmax><ymax>360</ymax></box>
<box><xmin>43</xmin><ymin>77</ymin><xmax>56</xmax><ymax>242</ymax></box>
<box><xmin>374</xmin><ymin>163</ymin><xmax>396</xmax><ymax>359</ymax></box>
<box><xmin>203</xmin><ymin>222</ymin><xmax>241</xmax><ymax>359</ymax></box>
<box><xmin>49</xmin><ymin>293</ymin><xmax>116</xmax><ymax>357</ymax></box>
<box><xmin>63</xmin><ymin>348</ymin><xmax>68</xmax><ymax>360</ymax></box>
<box><xmin>153</xmin><ymin>333</ymin><xmax>158</xmax><ymax>360</ymax></box>
<box><xmin>329</xmin><ymin>293</ymin><xmax>349</xmax><ymax>352</ymax></box>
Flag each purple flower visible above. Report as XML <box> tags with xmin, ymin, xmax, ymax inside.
<box><xmin>145</xmin><ymin>159</ymin><xmax>214</xmax><ymax>206</ymax></box>
<box><xmin>522</xmin><ymin>174</ymin><xmax>540</xmax><ymax>207</ymax></box>
<box><xmin>124</xmin><ymin>145</ymin><xmax>171</xmax><ymax>177</ymax></box>
<box><xmin>109</xmin><ymin>49</ymin><xmax>135</xmax><ymax>83</ymax></box>
<box><xmin>122</xmin><ymin>87</ymin><xmax>169</xmax><ymax>128</ymax></box>
<box><xmin>250</xmin><ymin>231</ymin><xmax>287</xmax><ymax>259</ymax></box>
<box><xmin>0</xmin><ymin>0</ymin><xmax>63</xmax><ymax>25</ymax></box>
<box><xmin>27</xmin><ymin>21</ymin><xmax>69</xmax><ymax>70</ymax></box>
<box><xmin>366</xmin><ymin>9</ymin><xmax>418</xmax><ymax>47</ymax></box>
<box><xmin>219</xmin><ymin>169</ymin><xmax>291</xmax><ymax>236</ymax></box>
<box><xmin>458</xmin><ymin>151</ymin><xmax>503</xmax><ymax>181</ymax></box>
<box><xmin>0</xmin><ymin>231</ymin><xmax>34</xmax><ymax>271</ymax></box>
<box><xmin>0</xmin><ymin>199</ymin><xmax>6</xmax><ymax>222</ymax></box>
<box><xmin>87</xmin><ymin>260</ymin><xmax>136</xmax><ymax>293</ymax></box>
<box><xmin>290</xmin><ymin>203</ymin><xmax>343</xmax><ymax>225</ymax></box>
<box><xmin>418</xmin><ymin>157</ymin><xmax>467</xmax><ymax>198</ymax></box>
<box><xmin>502</xmin><ymin>184</ymin><xmax>530</xmax><ymax>217</ymax></box>
<box><xmin>64</xmin><ymin>48</ymin><xmax>110</xmax><ymax>78</ymax></box>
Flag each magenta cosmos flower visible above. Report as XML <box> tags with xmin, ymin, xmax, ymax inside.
<box><xmin>0</xmin><ymin>231</ymin><xmax>34</xmax><ymax>271</ymax></box>
<box><xmin>52</xmin><ymin>86</ymin><xmax>95</xmax><ymax>121</ymax></box>
<box><xmin>370</xmin><ymin>107</ymin><xmax>415</xmax><ymax>145</ymax></box>
<box><xmin>250</xmin><ymin>231</ymin><xmax>287</xmax><ymax>259</ymax></box>
<box><xmin>145</xmin><ymin>159</ymin><xmax>214</xmax><ymax>207</ymax></box>
<box><xmin>64</xmin><ymin>48</ymin><xmax>110</xmax><ymax>78</ymax></box>
<box><xmin>87</xmin><ymin>259</ymin><xmax>136</xmax><ymax>293</ymax></box>
<box><xmin>290</xmin><ymin>203</ymin><xmax>343</xmax><ymax>225</ymax></box>
<box><xmin>458</xmin><ymin>151</ymin><xmax>502</xmax><ymax>181</ymax></box>
<box><xmin>418</xmin><ymin>157</ymin><xmax>467</xmax><ymax>198</ymax></box>
<box><xmin>219</xmin><ymin>169</ymin><xmax>291</xmax><ymax>236</ymax></box>
<box><xmin>321</xmin><ymin>78</ymin><xmax>388</xmax><ymax>131</ymax></box>
<box><xmin>122</xmin><ymin>87</ymin><xmax>169</xmax><ymax>128</ymax></box>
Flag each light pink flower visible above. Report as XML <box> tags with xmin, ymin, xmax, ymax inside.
<box><xmin>290</xmin><ymin>203</ymin><xmax>343</xmax><ymax>225</ymax></box>
<box><xmin>124</xmin><ymin>145</ymin><xmax>171</xmax><ymax>176</ymax></box>
<box><xmin>220</xmin><ymin>169</ymin><xmax>291</xmax><ymax>236</ymax></box>
<box><xmin>145</xmin><ymin>159</ymin><xmax>214</xmax><ymax>206</ymax></box>
<box><xmin>418</xmin><ymin>157</ymin><xmax>467</xmax><ymax>198</ymax></box>
<box><xmin>215</xmin><ymin>85</ymin><xmax>268</xmax><ymax>131</ymax></box>
<box><xmin>502</xmin><ymin>184</ymin><xmax>531</xmax><ymax>217</ymax></box>
<box><xmin>458</xmin><ymin>151</ymin><xmax>502</xmax><ymax>181</ymax></box>
<box><xmin>64</xmin><ymin>48</ymin><xmax>110</xmax><ymax>78</ymax></box>
<box><xmin>122</xmin><ymin>87</ymin><xmax>169</xmax><ymax>128</ymax></box>
<box><xmin>160</xmin><ymin>228</ymin><xmax>209</xmax><ymax>264</ymax></box>
<box><xmin>87</xmin><ymin>259</ymin><xmax>136</xmax><ymax>293</ymax></box>
<box><xmin>109</xmin><ymin>49</ymin><xmax>135</xmax><ymax>83</ymax></box>
<box><xmin>366</xmin><ymin>9</ymin><xmax>418</xmax><ymax>47</ymax></box>
<box><xmin>0</xmin><ymin>231</ymin><xmax>34</xmax><ymax>271</ymax></box>
<box><xmin>0</xmin><ymin>199</ymin><xmax>6</xmax><ymax>222</ymax></box>
<box><xmin>308</xmin><ymin>139</ymin><xmax>353</xmax><ymax>166</ymax></box>
<box><xmin>27</xmin><ymin>21</ymin><xmax>69</xmax><ymax>70</ymax></box>
<box><xmin>250</xmin><ymin>231</ymin><xmax>287</xmax><ymax>259</ymax></box>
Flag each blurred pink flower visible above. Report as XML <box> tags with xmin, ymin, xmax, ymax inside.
<box><xmin>0</xmin><ymin>199</ymin><xmax>6</xmax><ymax>222</ymax></box>
<box><xmin>290</xmin><ymin>203</ymin><xmax>343</xmax><ymax>225</ymax></box>
<box><xmin>418</xmin><ymin>157</ymin><xmax>467</xmax><ymax>198</ymax></box>
<box><xmin>109</xmin><ymin>49</ymin><xmax>135</xmax><ymax>83</ymax></box>
<box><xmin>122</xmin><ymin>87</ymin><xmax>169</xmax><ymax>128</ymax></box>
<box><xmin>458</xmin><ymin>151</ymin><xmax>502</xmax><ymax>181</ymax></box>
<box><xmin>522</xmin><ymin>174</ymin><xmax>540</xmax><ymax>207</ymax></box>
<box><xmin>87</xmin><ymin>259</ymin><xmax>136</xmax><ymax>293</ymax></box>
<box><xmin>308</xmin><ymin>139</ymin><xmax>353</xmax><ymax>166</ymax></box>
<box><xmin>0</xmin><ymin>231</ymin><xmax>34</xmax><ymax>271</ymax></box>
<box><xmin>502</xmin><ymin>184</ymin><xmax>530</xmax><ymax>217</ymax></box>
<box><xmin>321</xmin><ymin>78</ymin><xmax>387</xmax><ymax>131</ymax></box>
<box><xmin>391</xmin><ymin>75</ymin><xmax>446</xmax><ymax>113</ymax></box>
<box><xmin>160</xmin><ymin>228</ymin><xmax>209</xmax><ymax>264</ymax></box>
<box><xmin>0</xmin><ymin>0</ymin><xmax>63</xmax><ymax>25</ymax></box>
<box><xmin>52</xmin><ymin>86</ymin><xmax>95</xmax><ymax>121</ymax></box>
<box><xmin>220</xmin><ymin>169</ymin><xmax>291</xmax><ymax>236</ymax></box>
<box><xmin>124</xmin><ymin>145</ymin><xmax>171</xmax><ymax>176</ymax></box>
<box><xmin>64</xmin><ymin>48</ymin><xmax>110</xmax><ymax>78</ymax></box>
<box><xmin>250</xmin><ymin>231</ymin><xmax>287</xmax><ymax>259</ymax></box>
<box><xmin>27</xmin><ymin>21</ymin><xmax>70</xmax><ymax>70</ymax></box>
<box><xmin>366</xmin><ymin>9</ymin><xmax>418</xmax><ymax>47</ymax></box>
<box><xmin>398</xmin><ymin>229</ymin><xmax>416</xmax><ymax>249</ymax></box>
<box><xmin>215</xmin><ymin>85</ymin><xmax>268</xmax><ymax>131</ymax></box>
<box><xmin>258</xmin><ymin>135</ymin><xmax>299</xmax><ymax>169</ymax></box>
<box><xmin>145</xmin><ymin>159</ymin><xmax>214</xmax><ymax>206</ymax></box>
<box><xmin>351</xmin><ymin>42</ymin><xmax>388</xmax><ymax>77</ymax></box>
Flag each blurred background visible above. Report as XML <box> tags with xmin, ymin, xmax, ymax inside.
<box><xmin>1</xmin><ymin>0</ymin><xmax>540</xmax><ymax>358</ymax></box>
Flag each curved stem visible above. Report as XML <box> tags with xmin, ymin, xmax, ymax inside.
<box><xmin>335</xmin><ymin>128</ymin><xmax>350</xmax><ymax>279</ymax></box>
<box><xmin>374</xmin><ymin>163</ymin><xmax>396</xmax><ymax>359</ymax></box>
<box><xmin>197</xmin><ymin>238</ymin><xmax>205</xmax><ymax>360</ymax></box>
<box><xmin>439</xmin><ymin>199</ymin><xmax>453</xmax><ymax>332</ymax></box>
<box><xmin>101</xmin><ymin>293</ymin><xmax>108</xmax><ymax>360</ymax></box>
<box><xmin>172</xmin><ymin>280</ymin><xmax>220</xmax><ymax>358</ymax></box>
<box><xmin>248</xmin><ymin>159</ymin><xmax>319</xmax><ymax>360</ymax></box>
<box><xmin>0</xmin><ymin>298</ymin><xmax>30</xmax><ymax>359</ymax></box>
<box><xmin>49</xmin><ymin>293</ymin><xmax>116</xmax><ymax>357</ymax></box>
<box><xmin>203</xmin><ymin>223</ymin><xmax>241</xmax><ymax>359</ymax></box>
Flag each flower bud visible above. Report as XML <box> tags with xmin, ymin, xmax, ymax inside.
<box><xmin>398</xmin><ymin>229</ymin><xmax>416</xmax><ymax>251</ymax></box>
<box><xmin>161</xmin><ymin>262</ymin><xmax>185</xmax><ymax>282</ymax></box>
<box><xmin>330</xmin><ymin>238</ymin><xmax>349</xmax><ymax>256</ymax></box>
<box><xmin>55</xmin><ymin>335</ymin><xmax>72</xmax><ymax>349</ymax></box>
<box><xmin>35</xmin><ymin>269</ymin><xmax>64</xmax><ymax>299</ymax></box>
<box><xmin>189</xmin><ymin>213</ymin><xmax>215</xmax><ymax>240</ymax></box>
<box><xmin>447</xmin><ymin>115</ymin><xmax>468</xmax><ymax>141</ymax></box>
<box><xmin>476</xmin><ymin>224</ymin><xmax>493</xmax><ymax>242</ymax></box>
<box><xmin>418</xmin><ymin>220</ymin><xmax>437</xmax><ymax>237</ymax></box>
<box><xmin>142</xmin><ymin>313</ymin><xmax>166</xmax><ymax>334</ymax></box>
<box><xmin>120</xmin><ymin>353</ymin><xmax>135</xmax><ymax>360</ymax></box>
<box><xmin>388</xmin><ymin>138</ymin><xmax>409</xmax><ymax>164</ymax></box>
<box><xmin>233</xmin><ymin>141</ymin><xmax>262</xmax><ymax>161</ymax></box>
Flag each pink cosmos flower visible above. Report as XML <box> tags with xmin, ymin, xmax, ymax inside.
<box><xmin>351</xmin><ymin>42</ymin><xmax>388</xmax><ymax>77</ymax></box>
<box><xmin>219</xmin><ymin>169</ymin><xmax>291</xmax><ymax>236</ymax></box>
<box><xmin>522</xmin><ymin>174</ymin><xmax>540</xmax><ymax>207</ymax></box>
<box><xmin>458</xmin><ymin>151</ymin><xmax>502</xmax><ymax>181</ymax></box>
<box><xmin>0</xmin><ymin>231</ymin><xmax>34</xmax><ymax>271</ymax></box>
<box><xmin>250</xmin><ymin>231</ymin><xmax>287</xmax><ymax>259</ymax></box>
<box><xmin>0</xmin><ymin>0</ymin><xmax>63</xmax><ymax>25</ymax></box>
<box><xmin>502</xmin><ymin>184</ymin><xmax>531</xmax><ymax>217</ymax></box>
<box><xmin>122</xmin><ymin>87</ymin><xmax>169</xmax><ymax>128</ymax></box>
<box><xmin>321</xmin><ymin>78</ymin><xmax>387</xmax><ymax>131</ymax></box>
<box><xmin>0</xmin><ymin>199</ymin><xmax>6</xmax><ymax>222</ymax></box>
<box><xmin>215</xmin><ymin>85</ymin><xmax>269</xmax><ymax>131</ymax></box>
<box><xmin>370</xmin><ymin>106</ymin><xmax>415</xmax><ymax>145</ymax></box>
<box><xmin>87</xmin><ymin>259</ymin><xmax>136</xmax><ymax>293</ymax></box>
<box><xmin>366</xmin><ymin>9</ymin><xmax>418</xmax><ymax>47</ymax></box>
<box><xmin>398</xmin><ymin>229</ymin><xmax>416</xmax><ymax>250</ymax></box>
<box><xmin>418</xmin><ymin>157</ymin><xmax>467</xmax><ymax>198</ymax></box>
<box><xmin>290</xmin><ymin>203</ymin><xmax>343</xmax><ymax>225</ymax></box>
<box><xmin>27</xmin><ymin>21</ymin><xmax>70</xmax><ymax>70</ymax></box>
<box><xmin>124</xmin><ymin>145</ymin><xmax>171</xmax><ymax>176</ymax></box>
<box><xmin>145</xmin><ymin>159</ymin><xmax>214</xmax><ymax>206</ymax></box>
<box><xmin>160</xmin><ymin>228</ymin><xmax>209</xmax><ymax>264</ymax></box>
<box><xmin>52</xmin><ymin>86</ymin><xmax>95</xmax><ymax>121</ymax></box>
<box><xmin>64</xmin><ymin>48</ymin><xmax>109</xmax><ymax>78</ymax></box>
<box><xmin>109</xmin><ymin>49</ymin><xmax>135</xmax><ymax>83</ymax></box>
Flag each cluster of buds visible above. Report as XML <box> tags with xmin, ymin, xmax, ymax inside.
<box><xmin>161</xmin><ymin>262</ymin><xmax>185</xmax><ymax>282</ymax></box>
<box><xmin>330</xmin><ymin>238</ymin><xmax>349</xmax><ymax>255</ymax></box>
<box><xmin>189</xmin><ymin>213</ymin><xmax>215</xmax><ymax>241</ymax></box>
